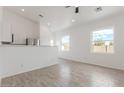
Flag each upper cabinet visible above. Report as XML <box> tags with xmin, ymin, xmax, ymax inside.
<box><xmin>2</xmin><ymin>22</ymin><xmax>12</xmax><ymax>42</ymax></box>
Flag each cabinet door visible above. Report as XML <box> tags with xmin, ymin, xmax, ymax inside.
<box><xmin>2</xmin><ymin>22</ymin><xmax>12</xmax><ymax>42</ymax></box>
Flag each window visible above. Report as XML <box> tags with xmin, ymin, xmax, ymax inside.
<box><xmin>91</xmin><ymin>28</ymin><xmax>114</xmax><ymax>53</ymax></box>
<box><xmin>61</xmin><ymin>36</ymin><xmax>70</xmax><ymax>51</ymax></box>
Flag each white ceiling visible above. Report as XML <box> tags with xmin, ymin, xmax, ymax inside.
<box><xmin>5</xmin><ymin>6</ymin><xmax>124</xmax><ymax>32</ymax></box>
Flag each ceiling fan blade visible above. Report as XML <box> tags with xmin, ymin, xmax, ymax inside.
<box><xmin>65</xmin><ymin>6</ymin><xmax>71</xmax><ymax>8</ymax></box>
<box><xmin>65</xmin><ymin>6</ymin><xmax>79</xmax><ymax>14</ymax></box>
<box><xmin>75</xmin><ymin>7</ymin><xmax>79</xmax><ymax>13</ymax></box>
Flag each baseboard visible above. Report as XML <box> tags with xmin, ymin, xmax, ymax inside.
<box><xmin>60</xmin><ymin>57</ymin><xmax>124</xmax><ymax>71</ymax></box>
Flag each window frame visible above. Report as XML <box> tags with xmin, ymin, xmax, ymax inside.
<box><xmin>90</xmin><ymin>27</ymin><xmax>114</xmax><ymax>54</ymax></box>
<box><xmin>61</xmin><ymin>35</ymin><xmax>70</xmax><ymax>52</ymax></box>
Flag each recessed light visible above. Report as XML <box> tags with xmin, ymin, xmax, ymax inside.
<box><xmin>21</xmin><ymin>9</ymin><xmax>25</xmax><ymax>12</ymax></box>
<box><xmin>75</xmin><ymin>6</ymin><xmax>78</xmax><ymax>7</ymax></box>
<box><xmin>72</xmin><ymin>19</ymin><xmax>75</xmax><ymax>22</ymax></box>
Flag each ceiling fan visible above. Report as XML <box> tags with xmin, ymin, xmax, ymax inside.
<box><xmin>65</xmin><ymin>6</ymin><xmax>79</xmax><ymax>14</ymax></box>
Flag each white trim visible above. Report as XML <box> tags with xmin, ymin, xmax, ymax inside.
<box><xmin>60</xmin><ymin>57</ymin><xmax>124</xmax><ymax>71</ymax></box>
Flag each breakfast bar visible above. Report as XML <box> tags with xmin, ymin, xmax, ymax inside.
<box><xmin>0</xmin><ymin>46</ymin><xmax>58</xmax><ymax>78</ymax></box>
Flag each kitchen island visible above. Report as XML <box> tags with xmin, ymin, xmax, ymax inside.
<box><xmin>0</xmin><ymin>46</ymin><xmax>58</xmax><ymax>78</ymax></box>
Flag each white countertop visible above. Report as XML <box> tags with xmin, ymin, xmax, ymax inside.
<box><xmin>0</xmin><ymin>45</ymin><xmax>57</xmax><ymax>47</ymax></box>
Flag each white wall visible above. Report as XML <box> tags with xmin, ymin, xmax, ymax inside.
<box><xmin>0</xmin><ymin>7</ymin><xmax>3</xmax><ymax>79</ymax></box>
<box><xmin>40</xmin><ymin>24</ymin><xmax>55</xmax><ymax>46</ymax></box>
<box><xmin>2</xmin><ymin>8</ymin><xmax>40</xmax><ymax>44</ymax></box>
<box><xmin>0</xmin><ymin>7</ymin><xmax>3</xmax><ymax>45</ymax></box>
<box><xmin>55</xmin><ymin>13</ymin><xmax>124</xmax><ymax>70</ymax></box>
<box><xmin>0</xmin><ymin>46</ymin><xmax>58</xmax><ymax>78</ymax></box>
